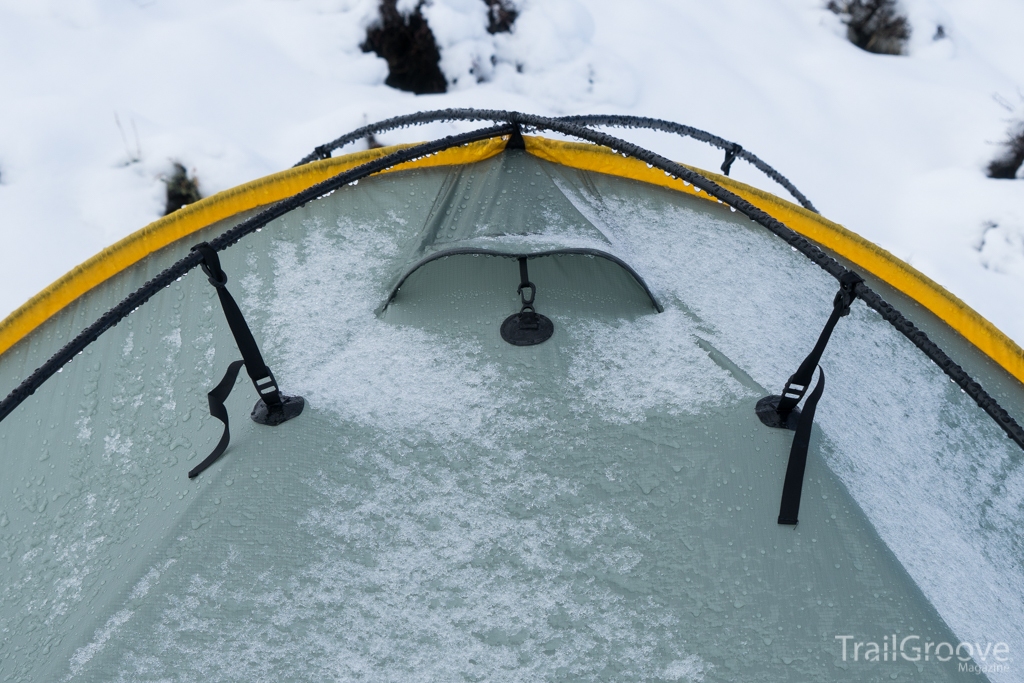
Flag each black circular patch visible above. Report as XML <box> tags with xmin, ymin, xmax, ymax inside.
<box><xmin>500</xmin><ymin>312</ymin><xmax>554</xmax><ymax>346</ymax></box>
<box><xmin>251</xmin><ymin>394</ymin><xmax>305</xmax><ymax>426</ymax></box>
<box><xmin>755</xmin><ymin>395</ymin><xmax>800</xmax><ymax>430</ymax></box>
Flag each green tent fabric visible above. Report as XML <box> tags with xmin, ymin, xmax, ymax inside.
<box><xmin>0</xmin><ymin>135</ymin><xmax>1021</xmax><ymax>681</ymax></box>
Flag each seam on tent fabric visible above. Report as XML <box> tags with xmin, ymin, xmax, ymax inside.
<box><xmin>0</xmin><ymin>138</ymin><xmax>506</xmax><ymax>358</ymax></box>
<box><xmin>525</xmin><ymin>136</ymin><xmax>1024</xmax><ymax>387</ymax></box>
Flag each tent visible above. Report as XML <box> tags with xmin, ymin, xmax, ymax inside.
<box><xmin>0</xmin><ymin>110</ymin><xmax>1021</xmax><ymax>681</ymax></box>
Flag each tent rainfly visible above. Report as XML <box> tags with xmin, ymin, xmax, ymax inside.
<box><xmin>1</xmin><ymin>111</ymin><xmax>1022</xmax><ymax>682</ymax></box>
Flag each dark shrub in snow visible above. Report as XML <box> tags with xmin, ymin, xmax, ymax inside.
<box><xmin>163</xmin><ymin>162</ymin><xmax>202</xmax><ymax>215</ymax></box>
<box><xmin>987</xmin><ymin>122</ymin><xmax>1024</xmax><ymax>179</ymax></box>
<box><xmin>828</xmin><ymin>0</ymin><xmax>911</xmax><ymax>55</ymax></box>
<box><xmin>484</xmin><ymin>0</ymin><xmax>517</xmax><ymax>34</ymax></box>
<box><xmin>362</xmin><ymin>0</ymin><xmax>447</xmax><ymax>95</ymax></box>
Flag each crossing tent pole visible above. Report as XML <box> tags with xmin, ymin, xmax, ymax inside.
<box><xmin>2</xmin><ymin>112</ymin><xmax>1023</xmax><ymax>460</ymax></box>
<box><xmin>295</xmin><ymin>109</ymin><xmax>818</xmax><ymax>212</ymax></box>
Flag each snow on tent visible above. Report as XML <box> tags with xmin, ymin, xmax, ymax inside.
<box><xmin>0</xmin><ymin>110</ymin><xmax>1022</xmax><ymax>681</ymax></box>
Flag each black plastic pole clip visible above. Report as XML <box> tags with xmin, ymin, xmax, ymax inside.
<box><xmin>313</xmin><ymin>144</ymin><xmax>332</xmax><ymax>161</ymax></box>
<box><xmin>721</xmin><ymin>143</ymin><xmax>743</xmax><ymax>176</ymax></box>
<box><xmin>188</xmin><ymin>243</ymin><xmax>304</xmax><ymax>478</ymax></box>
<box><xmin>501</xmin><ymin>257</ymin><xmax>554</xmax><ymax>345</ymax></box>
<box><xmin>755</xmin><ymin>270</ymin><xmax>863</xmax><ymax>524</ymax></box>
<box><xmin>518</xmin><ymin>280</ymin><xmax>536</xmax><ymax>306</ymax></box>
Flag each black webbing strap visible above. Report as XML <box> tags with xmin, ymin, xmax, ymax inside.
<box><xmin>775</xmin><ymin>271</ymin><xmax>863</xmax><ymax>420</ymax></box>
<box><xmin>759</xmin><ymin>271</ymin><xmax>862</xmax><ymax>525</ymax></box>
<box><xmin>188</xmin><ymin>359</ymin><xmax>244</xmax><ymax>479</ymax></box>
<box><xmin>778</xmin><ymin>367</ymin><xmax>825</xmax><ymax>524</ymax></box>
<box><xmin>192</xmin><ymin>243</ymin><xmax>284</xmax><ymax>410</ymax></box>
<box><xmin>188</xmin><ymin>243</ymin><xmax>303</xmax><ymax>478</ymax></box>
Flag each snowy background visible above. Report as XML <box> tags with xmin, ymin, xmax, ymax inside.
<box><xmin>1</xmin><ymin>0</ymin><xmax>1023</xmax><ymax>344</ymax></box>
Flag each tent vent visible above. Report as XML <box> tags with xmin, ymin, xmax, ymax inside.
<box><xmin>188</xmin><ymin>243</ymin><xmax>304</xmax><ymax>479</ymax></box>
<box><xmin>501</xmin><ymin>257</ymin><xmax>554</xmax><ymax>346</ymax></box>
<box><xmin>757</xmin><ymin>271</ymin><xmax>863</xmax><ymax>524</ymax></box>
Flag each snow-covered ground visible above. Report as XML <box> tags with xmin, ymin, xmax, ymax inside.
<box><xmin>1</xmin><ymin>0</ymin><xmax>1023</xmax><ymax>344</ymax></box>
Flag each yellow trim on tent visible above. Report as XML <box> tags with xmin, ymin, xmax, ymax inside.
<box><xmin>0</xmin><ymin>137</ymin><xmax>505</xmax><ymax>358</ymax></box>
<box><xmin>526</xmin><ymin>136</ymin><xmax>1024</xmax><ymax>387</ymax></box>
<box><xmin>2</xmin><ymin>134</ymin><xmax>1022</xmax><ymax>388</ymax></box>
